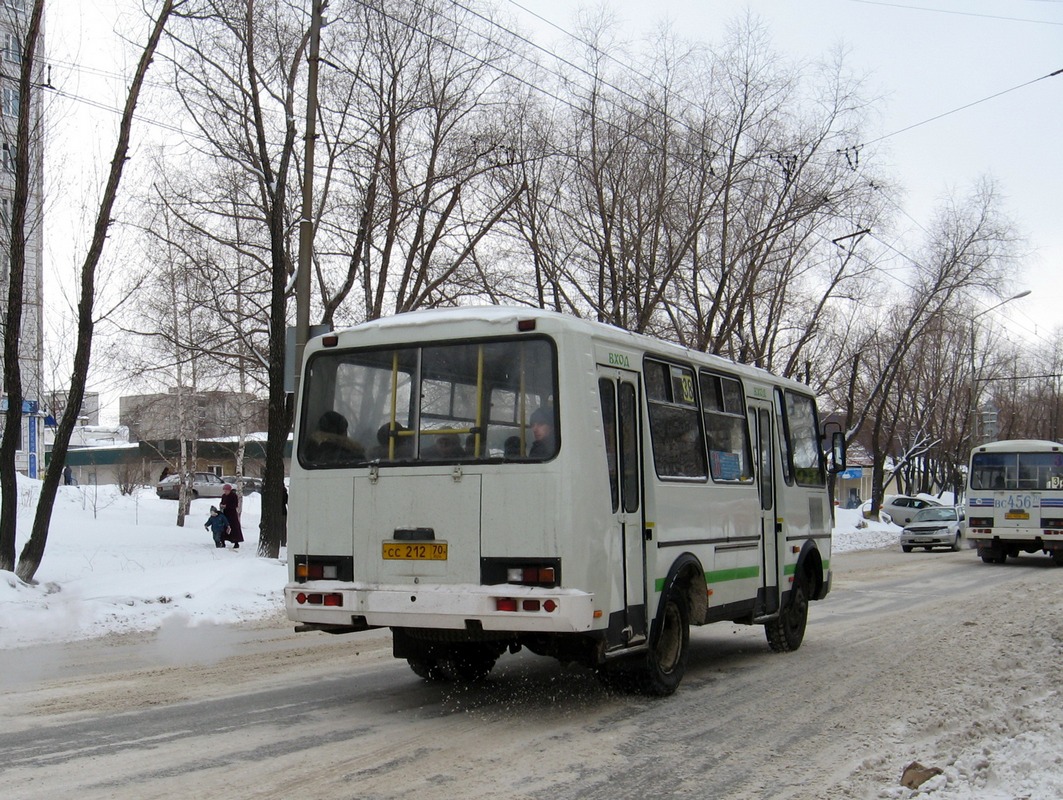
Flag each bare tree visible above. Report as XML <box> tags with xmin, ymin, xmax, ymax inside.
<box><xmin>0</xmin><ymin>0</ymin><xmax>44</xmax><ymax>572</ymax></box>
<box><xmin>312</xmin><ymin>0</ymin><xmax>530</xmax><ymax>323</ymax></box>
<box><xmin>14</xmin><ymin>0</ymin><xmax>179</xmax><ymax>582</ymax></box>
<box><xmin>839</xmin><ymin>179</ymin><xmax>1020</xmax><ymax>514</ymax></box>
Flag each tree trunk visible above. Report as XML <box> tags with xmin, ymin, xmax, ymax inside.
<box><xmin>16</xmin><ymin>1</ymin><xmax>176</xmax><ymax>582</ymax></box>
<box><xmin>0</xmin><ymin>0</ymin><xmax>44</xmax><ymax>572</ymax></box>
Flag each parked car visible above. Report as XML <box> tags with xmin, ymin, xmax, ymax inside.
<box><xmin>156</xmin><ymin>472</ymin><xmax>227</xmax><ymax>500</ymax></box>
<box><xmin>221</xmin><ymin>475</ymin><xmax>263</xmax><ymax>494</ymax></box>
<box><xmin>881</xmin><ymin>495</ymin><xmax>942</xmax><ymax>526</ymax></box>
<box><xmin>901</xmin><ymin>506</ymin><xmax>966</xmax><ymax>552</ymax></box>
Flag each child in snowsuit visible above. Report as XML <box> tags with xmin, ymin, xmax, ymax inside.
<box><xmin>205</xmin><ymin>506</ymin><xmax>230</xmax><ymax>548</ymax></box>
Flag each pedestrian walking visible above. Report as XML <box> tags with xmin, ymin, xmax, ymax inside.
<box><xmin>219</xmin><ymin>483</ymin><xmax>245</xmax><ymax>549</ymax></box>
<box><xmin>204</xmin><ymin>506</ymin><xmax>230</xmax><ymax>548</ymax></box>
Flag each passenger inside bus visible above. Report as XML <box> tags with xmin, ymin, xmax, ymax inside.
<box><xmin>371</xmin><ymin>422</ymin><xmax>412</xmax><ymax>459</ymax></box>
<box><xmin>306</xmin><ymin>411</ymin><xmax>365</xmax><ymax>464</ymax></box>
<box><xmin>528</xmin><ymin>407</ymin><xmax>556</xmax><ymax>458</ymax></box>
<box><xmin>424</xmin><ymin>433</ymin><xmax>465</xmax><ymax>460</ymax></box>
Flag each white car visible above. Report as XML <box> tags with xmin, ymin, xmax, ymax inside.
<box><xmin>900</xmin><ymin>506</ymin><xmax>965</xmax><ymax>552</ymax></box>
<box><xmin>881</xmin><ymin>495</ymin><xmax>941</xmax><ymax>526</ymax></box>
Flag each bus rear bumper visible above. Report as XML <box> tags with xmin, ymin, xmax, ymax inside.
<box><xmin>285</xmin><ymin>581</ymin><xmax>597</xmax><ymax>634</ymax></box>
<box><xmin>968</xmin><ymin>532</ymin><xmax>1063</xmax><ymax>554</ymax></box>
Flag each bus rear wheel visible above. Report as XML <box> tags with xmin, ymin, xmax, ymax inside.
<box><xmin>979</xmin><ymin>547</ymin><xmax>1005</xmax><ymax>564</ymax></box>
<box><xmin>765</xmin><ymin>575</ymin><xmax>808</xmax><ymax>653</ymax></box>
<box><xmin>407</xmin><ymin>644</ymin><xmax>500</xmax><ymax>683</ymax></box>
<box><xmin>633</xmin><ymin>589</ymin><xmax>689</xmax><ymax>696</ymax></box>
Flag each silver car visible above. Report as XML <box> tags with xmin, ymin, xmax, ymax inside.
<box><xmin>155</xmin><ymin>472</ymin><xmax>227</xmax><ymax>500</ymax></box>
<box><xmin>221</xmin><ymin>475</ymin><xmax>262</xmax><ymax>494</ymax></box>
<box><xmin>882</xmin><ymin>494</ymin><xmax>942</xmax><ymax>526</ymax></box>
<box><xmin>900</xmin><ymin>506</ymin><xmax>965</xmax><ymax>552</ymax></box>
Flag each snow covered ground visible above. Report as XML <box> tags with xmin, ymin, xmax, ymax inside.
<box><xmin>2</xmin><ymin>477</ymin><xmax>1059</xmax><ymax>800</ymax></box>
<box><xmin>1</xmin><ymin>477</ymin><xmax>898</xmax><ymax>650</ymax></box>
<box><xmin>0</xmin><ymin>476</ymin><xmax>286</xmax><ymax>650</ymax></box>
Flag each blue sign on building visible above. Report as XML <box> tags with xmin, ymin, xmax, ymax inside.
<box><xmin>0</xmin><ymin>398</ymin><xmax>40</xmax><ymax>414</ymax></box>
<box><xmin>838</xmin><ymin>467</ymin><xmax>863</xmax><ymax>480</ymax></box>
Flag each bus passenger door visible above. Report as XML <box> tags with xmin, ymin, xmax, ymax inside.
<box><xmin>597</xmin><ymin>369</ymin><xmax>647</xmax><ymax>644</ymax></box>
<box><xmin>749</xmin><ymin>403</ymin><xmax>780</xmax><ymax>615</ymax></box>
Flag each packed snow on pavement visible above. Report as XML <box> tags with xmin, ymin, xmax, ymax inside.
<box><xmin>1</xmin><ymin>477</ymin><xmax>1059</xmax><ymax>799</ymax></box>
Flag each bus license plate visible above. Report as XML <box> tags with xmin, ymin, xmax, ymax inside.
<box><xmin>382</xmin><ymin>541</ymin><xmax>448</xmax><ymax>561</ymax></box>
<box><xmin>1004</xmin><ymin>510</ymin><xmax>1029</xmax><ymax>520</ymax></box>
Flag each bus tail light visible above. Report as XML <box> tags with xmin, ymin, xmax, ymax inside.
<box><xmin>969</xmin><ymin>517</ymin><xmax>993</xmax><ymax>528</ymax></box>
<box><xmin>496</xmin><ymin>597</ymin><xmax>558</xmax><ymax>613</ymax></box>
<box><xmin>295</xmin><ymin>592</ymin><xmax>343</xmax><ymax>607</ymax></box>
<box><xmin>293</xmin><ymin>555</ymin><xmax>353</xmax><ymax>583</ymax></box>
<box><xmin>296</xmin><ymin>563</ymin><xmax>339</xmax><ymax>580</ymax></box>
<box><xmin>506</xmin><ymin>566</ymin><xmax>556</xmax><ymax>585</ymax></box>
<box><xmin>1042</xmin><ymin>518</ymin><xmax>1063</xmax><ymax>530</ymax></box>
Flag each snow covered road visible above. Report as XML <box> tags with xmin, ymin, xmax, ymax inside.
<box><xmin>2</xmin><ymin>546</ymin><xmax>1060</xmax><ymax>800</ymax></box>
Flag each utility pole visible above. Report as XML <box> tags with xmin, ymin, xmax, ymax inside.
<box><xmin>293</xmin><ymin>0</ymin><xmax>325</xmax><ymax>403</ymax></box>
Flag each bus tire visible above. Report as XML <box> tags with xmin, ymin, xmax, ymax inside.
<box><xmin>765</xmin><ymin>574</ymin><xmax>808</xmax><ymax>653</ymax></box>
<box><xmin>1052</xmin><ymin>550</ymin><xmax>1063</xmax><ymax>567</ymax></box>
<box><xmin>407</xmin><ymin>658</ymin><xmax>447</xmax><ymax>681</ymax></box>
<box><xmin>636</xmin><ymin>588</ymin><xmax>690</xmax><ymax>696</ymax></box>
<box><xmin>979</xmin><ymin>547</ymin><xmax>1004</xmax><ymax>564</ymax></box>
<box><xmin>445</xmin><ymin>645</ymin><xmax>499</xmax><ymax>683</ymax></box>
<box><xmin>408</xmin><ymin>644</ymin><xmax>499</xmax><ymax>683</ymax></box>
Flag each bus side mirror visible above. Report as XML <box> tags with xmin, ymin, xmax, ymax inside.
<box><xmin>830</xmin><ymin>431</ymin><xmax>846</xmax><ymax>473</ymax></box>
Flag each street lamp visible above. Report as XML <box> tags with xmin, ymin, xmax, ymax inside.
<box><xmin>969</xmin><ymin>290</ymin><xmax>1032</xmax><ymax>443</ymax></box>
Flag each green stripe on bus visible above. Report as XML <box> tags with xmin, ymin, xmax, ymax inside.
<box><xmin>655</xmin><ymin>565</ymin><xmax>760</xmax><ymax>593</ymax></box>
<box><xmin>654</xmin><ymin>559</ymin><xmax>829</xmax><ymax>592</ymax></box>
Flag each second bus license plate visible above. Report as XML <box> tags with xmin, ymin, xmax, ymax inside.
<box><xmin>382</xmin><ymin>541</ymin><xmax>448</xmax><ymax>561</ymax></box>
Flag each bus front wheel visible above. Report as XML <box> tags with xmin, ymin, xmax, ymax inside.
<box><xmin>765</xmin><ymin>575</ymin><xmax>808</xmax><ymax>653</ymax></box>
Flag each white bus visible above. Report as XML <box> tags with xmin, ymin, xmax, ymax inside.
<box><xmin>966</xmin><ymin>439</ymin><xmax>1063</xmax><ymax>565</ymax></box>
<box><xmin>285</xmin><ymin>307</ymin><xmax>844</xmax><ymax>695</ymax></box>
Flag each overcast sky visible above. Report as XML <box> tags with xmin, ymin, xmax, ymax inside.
<box><xmin>45</xmin><ymin>0</ymin><xmax>1061</xmax><ymax>421</ymax></box>
<box><xmin>515</xmin><ymin>0</ymin><xmax>1061</xmax><ymax>339</ymax></box>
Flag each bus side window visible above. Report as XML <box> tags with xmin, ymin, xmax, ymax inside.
<box><xmin>699</xmin><ymin>371</ymin><xmax>753</xmax><ymax>483</ymax></box>
<box><xmin>643</xmin><ymin>359</ymin><xmax>707</xmax><ymax>480</ymax></box>
<box><xmin>783</xmin><ymin>391</ymin><xmax>825</xmax><ymax>486</ymax></box>
<box><xmin>598</xmin><ymin>379</ymin><xmax>620</xmax><ymax>512</ymax></box>
<box><xmin>774</xmin><ymin>388</ymin><xmax>793</xmax><ymax>485</ymax></box>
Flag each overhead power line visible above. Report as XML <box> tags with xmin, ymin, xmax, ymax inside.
<box><xmin>860</xmin><ymin>68</ymin><xmax>1063</xmax><ymax>147</ymax></box>
<box><xmin>848</xmin><ymin>0</ymin><xmax>1063</xmax><ymax>27</ymax></box>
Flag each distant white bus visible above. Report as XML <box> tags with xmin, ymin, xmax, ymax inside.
<box><xmin>966</xmin><ymin>439</ymin><xmax>1063</xmax><ymax>565</ymax></box>
<box><xmin>285</xmin><ymin>307</ymin><xmax>844</xmax><ymax>694</ymax></box>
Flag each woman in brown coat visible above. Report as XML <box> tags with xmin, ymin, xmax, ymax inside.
<box><xmin>219</xmin><ymin>484</ymin><xmax>245</xmax><ymax>549</ymax></box>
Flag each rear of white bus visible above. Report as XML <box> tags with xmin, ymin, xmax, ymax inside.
<box><xmin>966</xmin><ymin>441</ymin><xmax>1063</xmax><ymax>565</ymax></box>
<box><xmin>283</xmin><ymin>312</ymin><xmax>612</xmax><ymax>680</ymax></box>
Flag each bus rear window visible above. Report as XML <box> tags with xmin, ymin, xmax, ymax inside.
<box><xmin>299</xmin><ymin>337</ymin><xmax>558</xmax><ymax>467</ymax></box>
<box><xmin>971</xmin><ymin>452</ymin><xmax>1063</xmax><ymax>491</ymax></box>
